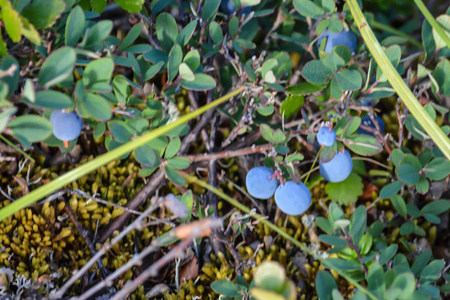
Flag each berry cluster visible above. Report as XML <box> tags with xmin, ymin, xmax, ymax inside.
<box><xmin>245</xmin><ymin>166</ymin><xmax>311</xmax><ymax>216</ymax></box>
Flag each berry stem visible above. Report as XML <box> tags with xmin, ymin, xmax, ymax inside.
<box><xmin>303</xmin><ymin>147</ymin><xmax>322</xmax><ymax>185</ymax></box>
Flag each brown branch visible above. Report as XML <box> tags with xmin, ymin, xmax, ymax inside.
<box><xmin>184</xmin><ymin>144</ymin><xmax>273</xmax><ymax>162</ymax></box>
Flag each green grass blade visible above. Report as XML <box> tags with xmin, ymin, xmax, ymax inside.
<box><xmin>413</xmin><ymin>0</ymin><xmax>450</xmax><ymax>49</ymax></box>
<box><xmin>0</xmin><ymin>87</ymin><xmax>244</xmax><ymax>222</ymax></box>
<box><xmin>347</xmin><ymin>0</ymin><xmax>450</xmax><ymax>160</ymax></box>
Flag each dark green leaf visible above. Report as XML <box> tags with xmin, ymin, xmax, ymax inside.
<box><xmin>202</xmin><ymin>0</ymin><xmax>220</xmax><ymax>21</ymax></box>
<box><xmin>0</xmin><ymin>56</ymin><xmax>20</xmax><ymax>96</ymax></box>
<box><xmin>406</xmin><ymin>203</ymin><xmax>420</xmax><ymax>218</ymax></box>
<box><xmin>80</xmin><ymin>93</ymin><xmax>112</xmax><ymax>121</ymax></box>
<box><xmin>176</xmin><ymin>20</ymin><xmax>197</xmax><ymax>46</ymax></box>
<box><xmin>379</xmin><ymin>181</ymin><xmax>403</xmax><ymax>199</ymax></box>
<box><xmin>319</xmin><ymin>234</ymin><xmax>347</xmax><ymax>247</ymax></box>
<box><xmin>165</xmin><ymin>165</ymin><xmax>186</xmax><ymax>186</ymax></box>
<box><xmin>302</xmin><ymin>60</ymin><xmax>331</xmax><ymax>85</ymax></box>
<box><xmin>411</xmin><ymin>251</ymin><xmax>431</xmax><ymax>278</ymax></box>
<box><xmin>389</xmin><ymin>273</ymin><xmax>415</xmax><ymax>299</ymax></box>
<box><xmin>316</xmin><ymin>271</ymin><xmax>337</xmax><ymax>300</ymax></box>
<box><xmin>293</xmin><ymin>0</ymin><xmax>324</xmax><ymax>18</ymax></box>
<box><xmin>167</xmin><ymin>157</ymin><xmax>191</xmax><ymax>170</ymax></box>
<box><xmin>376</xmin><ymin>45</ymin><xmax>401</xmax><ymax>82</ymax></box>
<box><xmin>110</xmin><ymin>121</ymin><xmax>135</xmax><ymax>143</ymax></box>
<box><xmin>316</xmin><ymin>217</ymin><xmax>334</xmax><ymax>234</ymax></box>
<box><xmin>209</xmin><ymin>21</ymin><xmax>223</xmax><ymax>45</ymax></box>
<box><xmin>167</xmin><ymin>44</ymin><xmax>182</xmax><ymax>82</ymax></box>
<box><xmin>323</xmin><ymin>258</ymin><xmax>362</xmax><ymax>271</ymax></box>
<box><xmin>118</xmin><ymin>23</ymin><xmax>142</xmax><ymax>51</ymax></box>
<box><xmin>349</xmin><ymin>205</ymin><xmax>367</xmax><ymax>244</ymax></box>
<box><xmin>420</xmin><ymin>199</ymin><xmax>450</xmax><ymax>215</ymax></box>
<box><xmin>82</xmin><ymin>20</ymin><xmax>113</xmax><ymax>48</ymax></box>
<box><xmin>256</xmin><ymin>104</ymin><xmax>274</xmax><ymax>116</ymax></box>
<box><xmin>156</xmin><ymin>13</ymin><xmax>178</xmax><ymax>52</ymax></box>
<box><xmin>399</xmin><ymin>222</ymin><xmax>414</xmax><ymax>235</ymax></box>
<box><xmin>319</xmin><ymin>144</ymin><xmax>337</xmax><ymax>163</ymax></box>
<box><xmin>135</xmin><ymin>144</ymin><xmax>158</xmax><ymax>168</ymax></box>
<box><xmin>65</xmin><ymin>6</ymin><xmax>85</xmax><ymax>47</ymax></box>
<box><xmin>38</xmin><ymin>47</ymin><xmax>76</xmax><ymax>87</ymax></box>
<box><xmin>342</xmin><ymin>117</ymin><xmax>361</xmax><ymax>137</ymax></box>
<box><xmin>391</xmin><ymin>195</ymin><xmax>407</xmax><ymax>218</ymax></box>
<box><xmin>419</xmin><ymin>260</ymin><xmax>444</xmax><ymax>285</ymax></box>
<box><xmin>335</xmin><ymin>69</ymin><xmax>362</xmax><ymax>90</ymax></box>
<box><xmin>211</xmin><ymin>280</ymin><xmax>240</xmax><ymax>297</ymax></box>
<box><xmin>379</xmin><ymin>244</ymin><xmax>398</xmax><ymax>265</ymax></box>
<box><xmin>8</xmin><ymin>115</ymin><xmax>53</xmax><ymax>146</ymax></box>
<box><xmin>422</xmin><ymin>20</ymin><xmax>436</xmax><ymax>62</ymax></box>
<box><xmin>397</xmin><ymin>163</ymin><xmax>420</xmax><ymax>185</ymax></box>
<box><xmin>367</xmin><ymin>264</ymin><xmax>385</xmax><ymax>298</ymax></box>
<box><xmin>183</xmin><ymin>50</ymin><xmax>201</xmax><ymax>71</ymax></box>
<box><xmin>0</xmin><ymin>107</ymin><xmax>17</xmax><ymax>133</ymax></box>
<box><xmin>23</xmin><ymin>90</ymin><xmax>73</xmax><ymax>109</ymax></box>
<box><xmin>425</xmin><ymin>157</ymin><xmax>450</xmax><ymax>180</ymax></box>
<box><xmin>323</xmin><ymin>51</ymin><xmax>345</xmax><ymax>70</ymax></box>
<box><xmin>82</xmin><ymin>58</ymin><xmax>114</xmax><ymax>88</ymax></box>
<box><xmin>286</xmin><ymin>82</ymin><xmax>326</xmax><ymax>95</ymax></box>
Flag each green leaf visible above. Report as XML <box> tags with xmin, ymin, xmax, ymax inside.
<box><xmin>319</xmin><ymin>144</ymin><xmax>337</xmax><ymax>163</ymax></box>
<box><xmin>80</xmin><ymin>93</ymin><xmax>112</xmax><ymax>121</ymax></box>
<box><xmin>411</xmin><ymin>251</ymin><xmax>431</xmax><ymax>278</ymax></box>
<box><xmin>316</xmin><ymin>217</ymin><xmax>334</xmax><ymax>234</ymax></box>
<box><xmin>20</xmin><ymin>16</ymin><xmax>41</xmax><ymax>45</ymax></box>
<box><xmin>425</xmin><ymin>157</ymin><xmax>450</xmax><ymax>180</ymax></box>
<box><xmin>323</xmin><ymin>258</ymin><xmax>362</xmax><ymax>271</ymax></box>
<box><xmin>156</xmin><ymin>13</ymin><xmax>178</xmax><ymax>52</ymax></box>
<box><xmin>379</xmin><ymin>244</ymin><xmax>398</xmax><ymax>265</ymax></box>
<box><xmin>316</xmin><ymin>271</ymin><xmax>338</xmax><ymax>300</ymax></box>
<box><xmin>115</xmin><ymin>0</ymin><xmax>145</xmax><ymax>13</ymax></box>
<box><xmin>319</xmin><ymin>234</ymin><xmax>347</xmax><ymax>247</ymax></box>
<box><xmin>21</xmin><ymin>0</ymin><xmax>65</xmax><ymax>29</ymax></box>
<box><xmin>367</xmin><ymin>264</ymin><xmax>385</xmax><ymax>298</ymax></box>
<box><xmin>0</xmin><ymin>107</ymin><xmax>17</xmax><ymax>133</ymax></box>
<box><xmin>241</xmin><ymin>0</ymin><xmax>260</xmax><ymax>6</ymax></box>
<box><xmin>183</xmin><ymin>50</ymin><xmax>201</xmax><ymax>71</ymax></box>
<box><xmin>134</xmin><ymin>144</ymin><xmax>158</xmax><ymax>168</ymax></box>
<box><xmin>82</xmin><ymin>58</ymin><xmax>114</xmax><ymax>88</ymax></box>
<box><xmin>82</xmin><ymin>20</ymin><xmax>113</xmax><ymax>48</ymax></box>
<box><xmin>432</xmin><ymin>60</ymin><xmax>450</xmax><ymax>96</ymax></box>
<box><xmin>359</xmin><ymin>233</ymin><xmax>373</xmax><ymax>255</ymax></box>
<box><xmin>118</xmin><ymin>23</ymin><xmax>142</xmax><ymax>51</ymax></box>
<box><xmin>165</xmin><ymin>165</ymin><xmax>186</xmax><ymax>186</ymax></box>
<box><xmin>91</xmin><ymin>0</ymin><xmax>107</xmax><ymax>13</ymax></box>
<box><xmin>391</xmin><ymin>195</ymin><xmax>407</xmax><ymax>218</ymax></box>
<box><xmin>302</xmin><ymin>60</ymin><xmax>331</xmax><ymax>85</ymax></box>
<box><xmin>335</xmin><ymin>69</ymin><xmax>362</xmax><ymax>90</ymax></box>
<box><xmin>178</xmin><ymin>63</ymin><xmax>194</xmax><ymax>81</ymax></box>
<box><xmin>167</xmin><ymin>44</ymin><xmax>182</xmax><ymax>82</ymax></box>
<box><xmin>325</xmin><ymin>172</ymin><xmax>363</xmax><ymax>205</ymax></box>
<box><xmin>8</xmin><ymin>115</ymin><xmax>53</xmax><ymax>146</ymax></box>
<box><xmin>165</xmin><ymin>137</ymin><xmax>181</xmax><ymax>159</ymax></box>
<box><xmin>422</xmin><ymin>20</ymin><xmax>436</xmax><ymax>62</ymax></box>
<box><xmin>376</xmin><ymin>45</ymin><xmax>401</xmax><ymax>82</ymax></box>
<box><xmin>202</xmin><ymin>0</ymin><xmax>221</xmax><ymax>21</ymax></box>
<box><xmin>144</xmin><ymin>61</ymin><xmax>164</xmax><ymax>81</ymax></box>
<box><xmin>113</xmin><ymin>75</ymin><xmax>130</xmax><ymax>105</ymax></box>
<box><xmin>419</xmin><ymin>260</ymin><xmax>444</xmax><ymax>285</ymax></box>
<box><xmin>260</xmin><ymin>124</ymin><xmax>286</xmax><ymax>144</ymax></box>
<box><xmin>1</xmin><ymin>0</ymin><xmax>22</xmax><ymax>42</ymax></box>
<box><xmin>257</xmin><ymin>104</ymin><xmax>274</xmax><ymax>116</ymax></box>
<box><xmin>379</xmin><ymin>181</ymin><xmax>403</xmax><ymax>199</ymax></box>
<box><xmin>342</xmin><ymin>117</ymin><xmax>361</xmax><ymax>137</ymax></box>
<box><xmin>180</xmin><ymin>74</ymin><xmax>216</xmax><ymax>91</ymax></box>
<box><xmin>323</xmin><ymin>52</ymin><xmax>345</xmax><ymax>70</ymax></box>
<box><xmin>389</xmin><ymin>273</ymin><xmax>415</xmax><ymax>299</ymax></box>
<box><xmin>110</xmin><ymin>121</ymin><xmax>135</xmax><ymax>143</ymax></box>
<box><xmin>0</xmin><ymin>56</ymin><xmax>20</xmax><ymax>96</ymax></box>
<box><xmin>293</xmin><ymin>0</ymin><xmax>324</xmax><ymax>18</ymax></box>
<box><xmin>400</xmin><ymin>222</ymin><xmax>414</xmax><ymax>235</ymax></box>
<box><xmin>167</xmin><ymin>157</ymin><xmax>191</xmax><ymax>170</ymax></box>
<box><xmin>397</xmin><ymin>163</ymin><xmax>420</xmax><ymax>185</ymax></box>
<box><xmin>343</xmin><ymin>134</ymin><xmax>383</xmax><ymax>156</ymax></box>
<box><xmin>38</xmin><ymin>47</ymin><xmax>76</xmax><ymax>87</ymax></box>
<box><xmin>176</xmin><ymin>20</ymin><xmax>197</xmax><ymax>47</ymax></box>
<box><xmin>286</xmin><ymin>82</ymin><xmax>326</xmax><ymax>96</ymax></box>
<box><xmin>0</xmin><ymin>28</ymin><xmax>7</xmax><ymax>57</ymax></box>
<box><xmin>65</xmin><ymin>5</ymin><xmax>85</xmax><ymax>46</ymax></box>
<box><xmin>229</xmin><ymin>16</ymin><xmax>239</xmax><ymax>36</ymax></box>
<box><xmin>280</xmin><ymin>95</ymin><xmax>304</xmax><ymax>119</ymax></box>
<box><xmin>420</xmin><ymin>199</ymin><xmax>450</xmax><ymax>215</ymax></box>
<box><xmin>209</xmin><ymin>21</ymin><xmax>223</xmax><ymax>45</ymax></box>
<box><xmin>432</xmin><ymin>15</ymin><xmax>450</xmax><ymax>49</ymax></box>
<box><xmin>23</xmin><ymin>90</ymin><xmax>73</xmax><ymax>109</ymax></box>
<box><xmin>211</xmin><ymin>280</ymin><xmax>240</xmax><ymax>296</ymax></box>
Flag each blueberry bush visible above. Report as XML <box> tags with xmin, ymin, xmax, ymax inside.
<box><xmin>0</xmin><ymin>0</ymin><xmax>449</xmax><ymax>299</ymax></box>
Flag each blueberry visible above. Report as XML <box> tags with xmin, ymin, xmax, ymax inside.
<box><xmin>319</xmin><ymin>150</ymin><xmax>353</xmax><ymax>183</ymax></box>
<box><xmin>317</xmin><ymin>126</ymin><xmax>336</xmax><ymax>147</ymax></box>
<box><xmin>220</xmin><ymin>0</ymin><xmax>252</xmax><ymax>15</ymax></box>
<box><xmin>246</xmin><ymin>166</ymin><xmax>279</xmax><ymax>199</ymax></box>
<box><xmin>274</xmin><ymin>181</ymin><xmax>311</xmax><ymax>216</ymax></box>
<box><xmin>317</xmin><ymin>29</ymin><xmax>357</xmax><ymax>53</ymax></box>
<box><xmin>357</xmin><ymin>115</ymin><xmax>385</xmax><ymax>136</ymax></box>
<box><xmin>50</xmin><ymin>109</ymin><xmax>83</xmax><ymax>141</ymax></box>
<box><xmin>359</xmin><ymin>98</ymin><xmax>374</xmax><ymax>107</ymax></box>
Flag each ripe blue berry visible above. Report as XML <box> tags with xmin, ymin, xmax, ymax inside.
<box><xmin>317</xmin><ymin>127</ymin><xmax>336</xmax><ymax>147</ymax></box>
<box><xmin>274</xmin><ymin>181</ymin><xmax>311</xmax><ymax>216</ymax></box>
<box><xmin>359</xmin><ymin>98</ymin><xmax>374</xmax><ymax>107</ymax></box>
<box><xmin>50</xmin><ymin>109</ymin><xmax>82</xmax><ymax>141</ymax></box>
<box><xmin>357</xmin><ymin>115</ymin><xmax>385</xmax><ymax>136</ymax></box>
<box><xmin>246</xmin><ymin>166</ymin><xmax>279</xmax><ymax>199</ymax></box>
<box><xmin>319</xmin><ymin>150</ymin><xmax>353</xmax><ymax>183</ymax></box>
<box><xmin>317</xmin><ymin>29</ymin><xmax>357</xmax><ymax>53</ymax></box>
